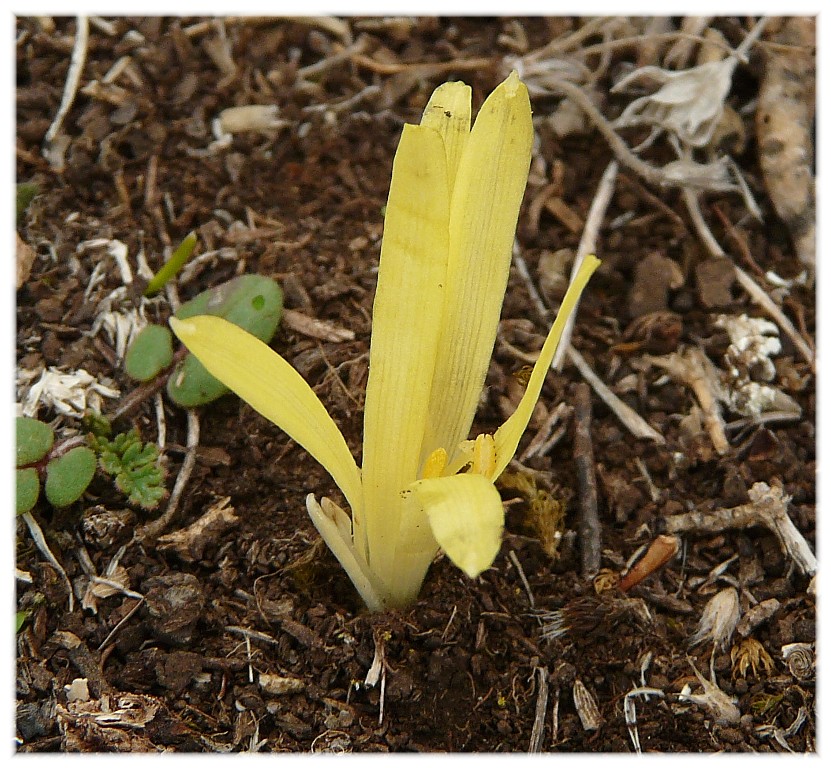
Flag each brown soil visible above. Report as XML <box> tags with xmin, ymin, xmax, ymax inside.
<box><xmin>15</xmin><ymin>17</ymin><xmax>815</xmax><ymax>752</ymax></box>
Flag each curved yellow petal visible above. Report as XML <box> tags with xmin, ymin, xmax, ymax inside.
<box><xmin>420</xmin><ymin>80</ymin><xmax>471</xmax><ymax>198</ymax></box>
<box><xmin>492</xmin><ymin>254</ymin><xmax>601</xmax><ymax>478</ymax></box>
<box><xmin>421</xmin><ymin>71</ymin><xmax>533</xmax><ymax>465</ymax></box>
<box><xmin>361</xmin><ymin>123</ymin><xmax>451</xmax><ymax>580</ymax></box>
<box><xmin>306</xmin><ymin>495</ymin><xmax>386</xmax><ymax>612</ymax></box>
<box><xmin>170</xmin><ymin>315</ymin><xmax>362</xmax><ymax>514</ymax></box>
<box><xmin>409</xmin><ymin>473</ymin><xmax>504</xmax><ymax>578</ymax></box>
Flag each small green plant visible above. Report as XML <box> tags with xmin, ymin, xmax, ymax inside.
<box><xmin>125</xmin><ymin>273</ymin><xmax>283</xmax><ymax>407</ymax></box>
<box><xmin>89</xmin><ymin>428</ymin><xmax>167</xmax><ymax>510</ymax></box>
<box><xmin>143</xmin><ymin>231</ymin><xmax>198</xmax><ymax>297</ymax></box>
<box><xmin>16</xmin><ymin>416</ymin><xmax>167</xmax><ymax>513</ymax></box>
<box><xmin>16</xmin><ymin>416</ymin><xmax>96</xmax><ymax>514</ymax></box>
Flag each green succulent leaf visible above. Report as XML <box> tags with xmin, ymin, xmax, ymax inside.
<box><xmin>168</xmin><ymin>275</ymin><xmax>283</xmax><ymax>407</ymax></box>
<box><xmin>91</xmin><ymin>429</ymin><xmax>167</xmax><ymax>510</ymax></box>
<box><xmin>44</xmin><ymin>446</ymin><xmax>96</xmax><ymax>507</ymax></box>
<box><xmin>125</xmin><ymin>324</ymin><xmax>174</xmax><ymax>381</ymax></box>
<box><xmin>166</xmin><ymin>355</ymin><xmax>230</xmax><ymax>407</ymax></box>
<box><xmin>16</xmin><ymin>467</ymin><xmax>40</xmax><ymax>515</ymax></box>
<box><xmin>16</xmin><ymin>417</ymin><xmax>55</xmax><ymax>467</ymax></box>
<box><xmin>16</xmin><ymin>610</ymin><xmax>29</xmax><ymax>633</ymax></box>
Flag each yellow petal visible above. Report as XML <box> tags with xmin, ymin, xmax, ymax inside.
<box><xmin>170</xmin><ymin>315</ymin><xmax>362</xmax><ymax>516</ymax></box>
<box><xmin>409</xmin><ymin>474</ymin><xmax>504</xmax><ymax>578</ymax></box>
<box><xmin>361</xmin><ymin>123</ymin><xmax>451</xmax><ymax>580</ymax></box>
<box><xmin>421</xmin><ymin>71</ymin><xmax>533</xmax><ymax>465</ymax></box>
<box><xmin>492</xmin><ymin>255</ymin><xmax>601</xmax><ymax>478</ymax></box>
<box><xmin>306</xmin><ymin>495</ymin><xmax>386</xmax><ymax>612</ymax></box>
<box><xmin>420</xmin><ymin>80</ymin><xmax>471</xmax><ymax>198</ymax></box>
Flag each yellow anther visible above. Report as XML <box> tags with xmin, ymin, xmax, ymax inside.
<box><xmin>421</xmin><ymin>447</ymin><xmax>448</xmax><ymax>479</ymax></box>
<box><xmin>470</xmin><ymin>433</ymin><xmax>496</xmax><ymax>478</ymax></box>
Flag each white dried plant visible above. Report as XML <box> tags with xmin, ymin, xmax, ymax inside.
<box><xmin>612</xmin><ymin>60</ymin><xmax>734</xmax><ymax>148</ymax></box>
<box><xmin>611</xmin><ymin>18</ymin><xmax>767</xmax><ymax>150</ymax></box>
<box><xmin>715</xmin><ymin>314</ymin><xmax>801</xmax><ymax>417</ymax></box>
<box><xmin>716</xmin><ymin>314</ymin><xmax>780</xmax><ymax>381</ymax></box>
<box><xmin>18</xmin><ymin>366</ymin><xmax>120</xmax><ymax>419</ymax></box>
<box><xmin>91</xmin><ymin>302</ymin><xmax>148</xmax><ymax>362</ymax></box>
<box><xmin>678</xmin><ymin>660</ymin><xmax>741</xmax><ymax>724</ymax></box>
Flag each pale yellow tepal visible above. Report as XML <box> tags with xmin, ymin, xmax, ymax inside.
<box><xmin>171</xmin><ymin>72</ymin><xmax>600</xmax><ymax>610</ymax></box>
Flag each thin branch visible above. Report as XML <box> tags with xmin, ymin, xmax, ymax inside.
<box><xmin>511</xmin><ymin>229</ymin><xmax>665</xmax><ymax>445</ymax></box>
<box><xmin>646</xmin><ymin>347</ymin><xmax>729</xmax><ymax>455</ymax></box>
<box><xmin>22</xmin><ymin>511</ymin><xmax>74</xmax><ymax>612</ymax></box>
<box><xmin>553</xmin><ymin>160</ymin><xmax>618</xmax><ymax>370</ymax></box>
<box><xmin>528</xmin><ymin>666</ymin><xmax>550</xmax><ymax>753</ymax></box>
<box><xmin>567</xmin><ymin>347</ymin><xmax>665</xmax><ymax>444</ymax></box>
<box><xmin>136</xmin><ymin>408</ymin><xmax>200</xmax><ymax>542</ymax></box>
<box><xmin>573</xmin><ymin>384</ymin><xmax>601</xmax><ymax>580</ymax></box>
<box><xmin>508</xmin><ymin>550</ymin><xmax>536</xmax><ymax>608</ymax></box>
<box><xmin>661</xmin><ymin>481</ymin><xmax>815</xmax><ymax>578</ymax></box>
<box><xmin>42</xmin><ymin>16</ymin><xmax>89</xmax><ymax>169</ymax></box>
<box><xmin>544</xmin><ymin>79</ymin><xmax>681</xmax><ymax>189</ymax></box>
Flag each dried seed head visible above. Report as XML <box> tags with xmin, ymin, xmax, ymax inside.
<box><xmin>731</xmin><ymin>637</ymin><xmax>775</xmax><ymax>679</ymax></box>
<box><xmin>688</xmin><ymin>587</ymin><xmax>741</xmax><ymax>651</ymax></box>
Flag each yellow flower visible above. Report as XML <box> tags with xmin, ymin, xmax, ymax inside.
<box><xmin>171</xmin><ymin>72</ymin><xmax>599</xmax><ymax>610</ymax></box>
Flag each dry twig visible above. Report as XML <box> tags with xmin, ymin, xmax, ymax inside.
<box><xmin>646</xmin><ymin>347</ymin><xmax>729</xmax><ymax>455</ymax></box>
<box><xmin>573</xmin><ymin>384</ymin><xmax>601</xmax><ymax>580</ymax></box>
<box><xmin>42</xmin><ymin>15</ymin><xmax>88</xmax><ymax>170</ymax></box>
<box><xmin>552</xmin><ymin>160</ymin><xmax>618</xmax><ymax>371</ymax></box>
<box><xmin>661</xmin><ymin>481</ymin><xmax>815</xmax><ymax>578</ymax></box>
<box><xmin>136</xmin><ymin>409</ymin><xmax>200</xmax><ymax>542</ymax></box>
<box><xmin>22</xmin><ymin>511</ymin><xmax>74</xmax><ymax>612</ymax></box>
<box><xmin>681</xmin><ymin>187</ymin><xmax>813</xmax><ymax>365</ymax></box>
<box><xmin>567</xmin><ymin>347</ymin><xmax>665</xmax><ymax>444</ymax></box>
<box><xmin>528</xmin><ymin>666</ymin><xmax>549</xmax><ymax>753</ymax></box>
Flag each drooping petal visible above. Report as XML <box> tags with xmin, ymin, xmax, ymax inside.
<box><xmin>361</xmin><ymin>123</ymin><xmax>451</xmax><ymax>580</ymax></box>
<box><xmin>492</xmin><ymin>254</ymin><xmax>601</xmax><ymax>478</ymax></box>
<box><xmin>421</xmin><ymin>71</ymin><xmax>533</xmax><ymax>465</ymax></box>
<box><xmin>409</xmin><ymin>473</ymin><xmax>505</xmax><ymax>578</ymax></box>
<box><xmin>306</xmin><ymin>495</ymin><xmax>386</xmax><ymax>612</ymax></box>
<box><xmin>420</xmin><ymin>81</ymin><xmax>471</xmax><ymax>199</ymax></box>
<box><xmin>170</xmin><ymin>315</ymin><xmax>362</xmax><ymax>514</ymax></box>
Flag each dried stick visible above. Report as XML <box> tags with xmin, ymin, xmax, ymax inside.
<box><xmin>528</xmin><ymin>666</ymin><xmax>550</xmax><ymax>753</ymax></box>
<box><xmin>350</xmin><ymin>53</ymin><xmax>492</xmax><ymax>76</ymax></box>
<box><xmin>553</xmin><ymin>159</ymin><xmax>618</xmax><ymax>371</ymax></box>
<box><xmin>567</xmin><ymin>347</ymin><xmax>665</xmax><ymax>444</ymax></box>
<box><xmin>42</xmin><ymin>16</ymin><xmax>89</xmax><ymax>169</ymax></box>
<box><xmin>661</xmin><ymin>481</ymin><xmax>815</xmax><ymax>577</ymax></box>
<box><xmin>646</xmin><ymin>347</ymin><xmax>729</xmax><ymax>455</ymax></box>
<box><xmin>508</xmin><ymin>550</ymin><xmax>536</xmax><ymax>607</ymax></box>
<box><xmin>136</xmin><ymin>409</ymin><xmax>200</xmax><ymax>542</ymax></box>
<box><xmin>573</xmin><ymin>384</ymin><xmax>601</xmax><ymax>580</ymax></box>
<box><xmin>22</xmin><ymin>511</ymin><xmax>74</xmax><ymax>612</ymax></box>
<box><xmin>544</xmin><ymin>79</ymin><xmax>682</xmax><ymax>189</ymax></box>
